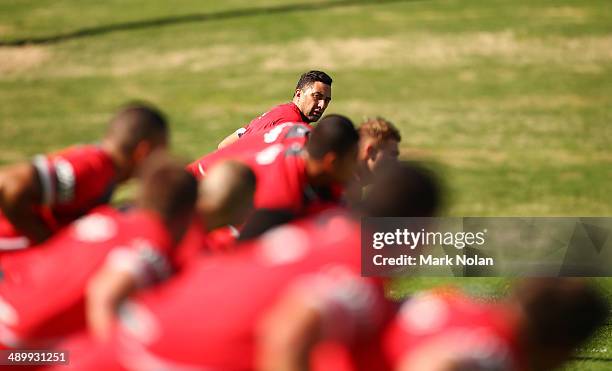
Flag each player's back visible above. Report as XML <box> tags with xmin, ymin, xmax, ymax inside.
<box><xmin>245</xmin><ymin>138</ymin><xmax>345</xmax><ymax>215</ymax></box>
<box><xmin>187</xmin><ymin>122</ymin><xmax>310</xmax><ymax>179</ymax></box>
<box><xmin>241</xmin><ymin>102</ymin><xmax>307</xmax><ymax>139</ymax></box>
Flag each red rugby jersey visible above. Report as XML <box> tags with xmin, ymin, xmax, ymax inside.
<box><xmin>383</xmin><ymin>289</ymin><xmax>524</xmax><ymax>371</ymax></box>
<box><xmin>187</xmin><ymin>122</ymin><xmax>311</xmax><ymax>180</ymax></box>
<box><xmin>248</xmin><ymin>142</ymin><xmax>344</xmax><ymax>215</ymax></box>
<box><xmin>168</xmin><ymin>218</ymin><xmax>240</xmax><ymax>268</ymax></box>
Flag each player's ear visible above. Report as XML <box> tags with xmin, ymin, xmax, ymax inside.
<box><xmin>294</xmin><ymin>89</ymin><xmax>301</xmax><ymax>99</ymax></box>
<box><xmin>322</xmin><ymin>152</ymin><xmax>338</xmax><ymax>171</ymax></box>
<box><xmin>132</xmin><ymin>140</ymin><xmax>153</xmax><ymax>164</ymax></box>
<box><xmin>365</xmin><ymin>144</ymin><xmax>377</xmax><ymax>160</ymax></box>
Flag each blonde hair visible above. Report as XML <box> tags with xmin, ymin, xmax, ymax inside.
<box><xmin>358</xmin><ymin>117</ymin><xmax>401</xmax><ymax>145</ymax></box>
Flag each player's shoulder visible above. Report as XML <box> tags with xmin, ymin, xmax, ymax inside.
<box><xmin>250</xmin><ymin>142</ymin><xmax>292</xmax><ymax>168</ymax></box>
<box><xmin>46</xmin><ymin>144</ymin><xmax>113</xmax><ymax>171</ymax></box>
<box><xmin>265</xmin><ymin>102</ymin><xmax>303</xmax><ymax>121</ymax></box>
<box><xmin>47</xmin><ymin>144</ymin><xmax>101</xmax><ymax>159</ymax></box>
<box><xmin>65</xmin><ymin>205</ymin><xmax>123</xmax><ymax>244</ymax></box>
<box><xmin>122</xmin><ymin>209</ymin><xmax>173</xmax><ymax>243</ymax></box>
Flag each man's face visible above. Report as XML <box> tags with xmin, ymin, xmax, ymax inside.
<box><xmin>365</xmin><ymin>139</ymin><xmax>400</xmax><ymax>174</ymax></box>
<box><xmin>368</xmin><ymin>139</ymin><xmax>399</xmax><ymax>172</ymax></box>
<box><xmin>295</xmin><ymin>81</ymin><xmax>332</xmax><ymax>122</ymax></box>
<box><xmin>331</xmin><ymin>145</ymin><xmax>359</xmax><ymax>184</ymax></box>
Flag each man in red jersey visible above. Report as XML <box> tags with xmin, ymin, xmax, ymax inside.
<box><xmin>383</xmin><ymin>279</ymin><xmax>608</xmax><ymax>371</ymax></box>
<box><xmin>217</xmin><ymin>70</ymin><xmax>332</xmax><ymax>149</ymax></box>
<box><xmin>0</xmin><ymin>154</ymin><xmax>197</xmax><ymax>348</ymax></box>
<box><xmin>0</xmin><ymin>157</ymin><xmax>257</xmax><ymax>347</ymax></box>
<box><xmin>103</xmin><ymin>162</ymin><xmax>441</xmax><ymax>371</ymax></box>
<box><xmin>0</xmin><ymin>102</ymin><xmax>168</xmax><ymax>251</ymax></box>
<box><xmin>245</xmin><ymin>114</ymin><xmax>359</xmax><ymax>217</ymax></box>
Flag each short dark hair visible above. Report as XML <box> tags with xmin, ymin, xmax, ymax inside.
<box><xmin>295</xmin><ymin>70</ymin><xmax>333</xmax><ymax>91</ymax></box>
<box><xmin>107</xmin><ymin>101</ymin><xmax>169</xmax><ymax>153</ymax></box>
<box><xmin>363</xmin><ymin>161</ymin><xmax>442</xmax><ymax>217</ymax></box>
<box><xmin>306</xmin><ymin>114</ymin><xmax>359</xmax><ymax>160</ymax></box>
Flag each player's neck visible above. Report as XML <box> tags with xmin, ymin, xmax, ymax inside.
<box><xmin>355</xmin><ymin>164</ymin><xmax>373</xmax><ymax>186</ymax></box>
<box><xmin>303</xmin><ymin>153</ymin><xmax>332</xmax><ymax>188</ymax></box>
<box><xmin>140</xmin><ymin>206</ymin><xmax>187</xmax><ymax>244</ymax></box>
<box><xmin>101</xmin><ymin>141</ymin><xmax>131</xmax><ymax>182</ymax></box>
<box><xmin>203</xmin><ymin>214</ymin><xmax>225</xmax><ymax>232</ymax></box>
<box><xmin>291</xmin><ymin>97</ymin><xmax>300</xmax><ymax>108</ymax></box>
<box><xmin>291</xmin><ymin>99</ymin><xmax>311</xmax><ymax>123</ymax></box>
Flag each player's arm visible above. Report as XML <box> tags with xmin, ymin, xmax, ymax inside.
<box><xmin>86</xmin><ymin>266</ymin><xmax>138</xmax><ymax>341</ymax></box>
<box><xmin>217</xmin><ymin>127</ymin><xmax>247</xmax><ymax>149</ymax></box>
<box><xmin>396</xmin><ymin>339</ymin><xmax>510</xmax><ymax>371</ymax></box>
<box><xmin>256</xmin><ymin>287</ymin><xmax>321</xmax><ymax>371</ymax></box>
<box><xmin>256</xmin><ymin>275</ymin><xmax>384</xmax><ymax>371</ymax></box>
<box><xmin>0</xmin><ymin>162</ymin><xmax>52</xmax><ymax>243</ymax></box>
<box><xmin>86</xmin><ymin>245</ymin><xmax>171</xmax><ymax>341</ymax></box>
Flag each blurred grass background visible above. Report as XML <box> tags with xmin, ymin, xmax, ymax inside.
<box><xmin>1</xmin><ymin>0</ymin><xmax>611</xmax><ymax>368</ymax></box>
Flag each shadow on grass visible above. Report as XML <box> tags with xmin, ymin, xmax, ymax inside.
<box><xmin>0</xmin><ymin>0</ymin><xmax>422</xmax><ymax>47</ymax></box>
<box><xmin>571</xmin><ymin>356</ymin><xmax>612</xmax><ymax>362</ymax></box>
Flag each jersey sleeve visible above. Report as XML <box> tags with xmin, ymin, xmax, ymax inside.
<box><xmin>104</xmin><ymin>238</ymin><xmax>173</xmax><ymax>288</ymax></box>
<box><xmin>32</xmin><ymin>147</ymin><xmax>115</xmax><ymax>208</ymax></box>
<box><xmin>287</xmin><ymin>270</ymin><xmax>387</xmax><ymax>343</ymax></box>
<box><xmin>235</xmin><ymin>127</ymin><xmax>247</xmax><ymax>138</ymax></box>
<box><xmin>32</xmin><ymin>154</ymin><xmax>74</xmax><ymax>206</ymax></box>
<box><xmin>185</xmin><ymin>160</ymin><xmax>206</xmax><ymax>180</ymax></box>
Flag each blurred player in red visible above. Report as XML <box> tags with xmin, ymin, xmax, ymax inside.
<box><xmin>0</xmin><ymin>156</ymin><xmax>256</xmax><ymax>348</ymax></box>
<box><xmin>0</xmin><ymin>102</ymin><xmax>168</xmax><ymax>251</ymax></box>
<box><xmin>217</xmin><ymin>70</ymin><xmax>332</xmax><ymax>148</ymax></box>
<box><xmin>176</xmin><ymin>160</ymin><xmax>256</xmax><ymax>262</ymax></box>
<box><xmin>101</xmin><ymin>161</ymin><xmax>441</xmax><ymax>371</ymax></box>
<box><xmin>382</xmin><ymin>279</ymin><xmax>608</xmax><ymax>371</ymax></box>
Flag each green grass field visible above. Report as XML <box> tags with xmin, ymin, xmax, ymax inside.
<box><xmin>1</xmin><ymin>0</ymin><xmax>611</xmax><ymax>368</ymax></box>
